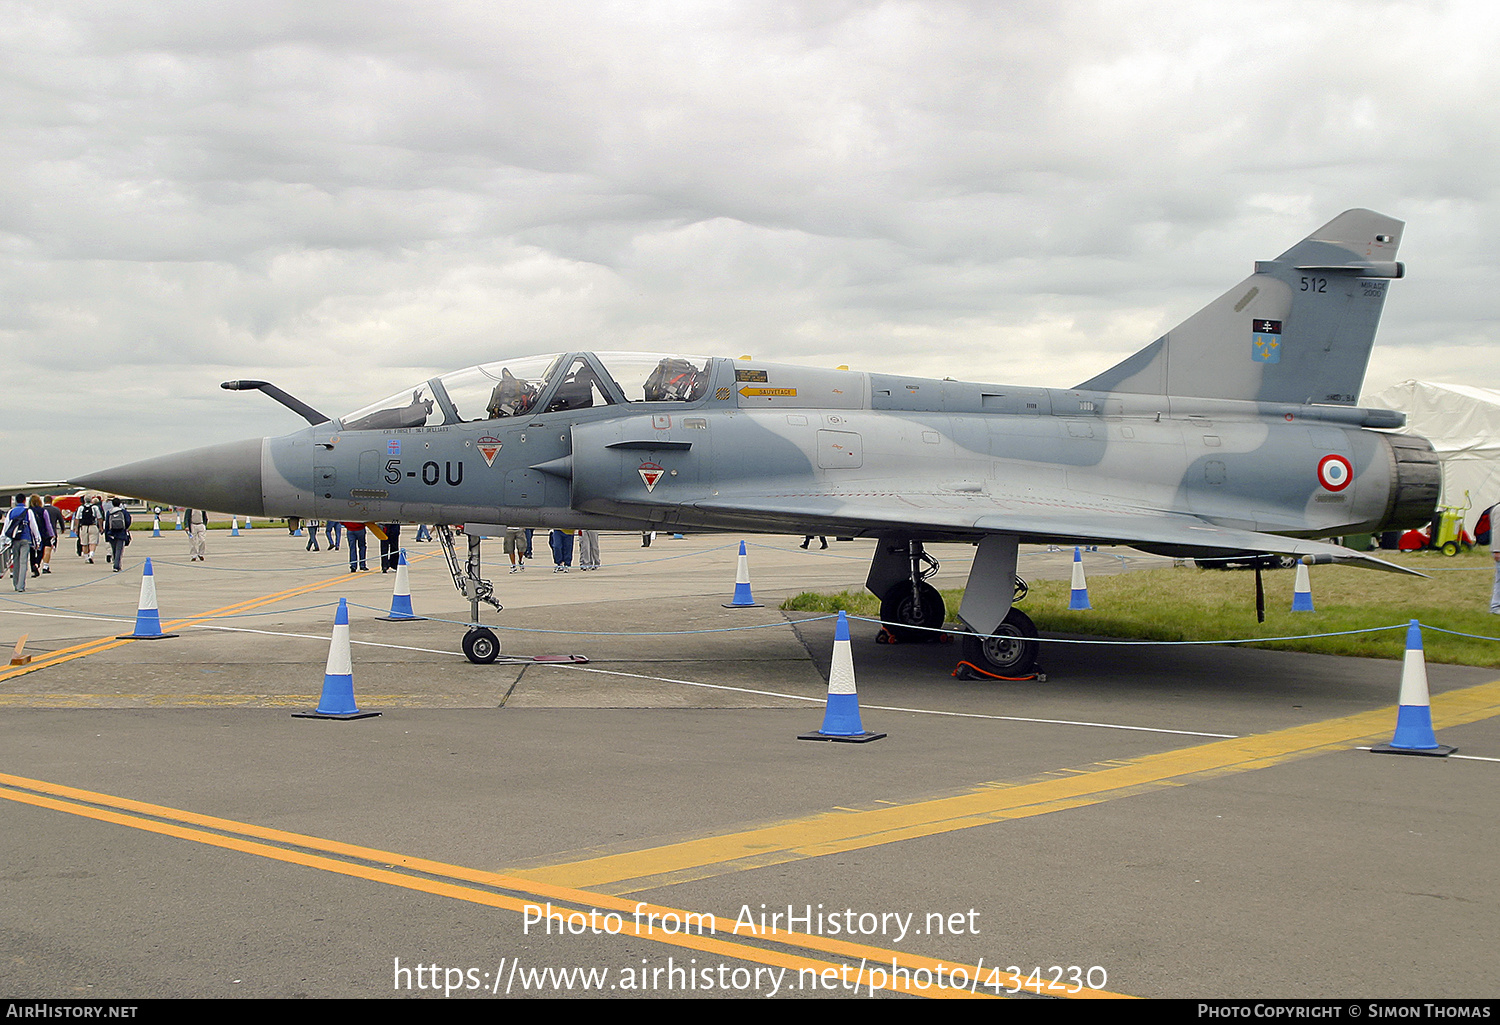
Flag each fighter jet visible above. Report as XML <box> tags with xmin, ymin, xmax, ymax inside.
<box><xmin>75</xmin><ymin>209</ymin><xmax>1440</xmax><ymax>675</ymax></box>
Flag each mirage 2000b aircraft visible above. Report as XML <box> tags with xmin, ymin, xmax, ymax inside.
<box><xmin>76</xmin><ymin>209</ymin><xmax>1440</xmax><ymax>675</ymax></box>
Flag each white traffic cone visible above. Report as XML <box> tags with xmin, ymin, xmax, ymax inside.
<box><xmin>377</xmin><ymin>549</ymin><xmax>424</xmax><ymax>621</ymax></box>
<box><xmin>116</xmin><ymin>558</ymin><xmax>179</xmax><ymax>640</ymax></box>
<box><xmin>722</xmin><ymin>541</ymin><xmax>763</xmax><ymax>608</ymax></box>
<box><xmin>294</xmin><ymin>598</ymin><xmax>380</xmax><ymax>720</ymax></box>
<box><xmin>231</xmin><ymin>517</ymin><xmax>240</xmax><ymax>536</ymax></box>
<box><xmin>799</xmin><ymin>611</ymin><xmax>885</xmax><ymax>743</ymax></box>
<box><xmin>1291</xmin><ymin>560</ymin><xmax>1315</xmax><ymax>612</ymax></box>
<box><xmin>1068</xmin><ymin>546</ymin><xmax>1091</xmax><ymax>610</ymax></box>
<box><xmin>1371</xmin><ymin>621</ymin><xmax>1453</xmax><ymax>756</ymax></box>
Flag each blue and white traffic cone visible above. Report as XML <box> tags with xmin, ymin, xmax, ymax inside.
<box><xmin>116</xmin><ymin>558</ymin><xmax>178</xmax><ymax>640</ymax></box>
<box><xmin>1068</xmin><ymin>547</ymin><xmax>1091</xmax><ymax>610</ymax></box>
<box><xmin>231</xmin><ymin>517</ymin><xmax>240</xmax><ymax>536</ymax></box>
<box><xmin>799</xmin><ymin>612</ymin><xmax>885</xmax><ymax>743</ymax></box>
<box><xmin>1372</xmin><ymin>621</ymin><xmax>1453</xmax><ymax>756</ymax></box>
<box><xmin>244</xmin><ymin>517</ymin><xmax>252</xmax><ymax>529</ymax></box>
<box><xmin>294</xmin><ymin>599</ymin><xmax>380</xmax><ymax>720</ymax></box>
<box><xmin>151</xmin><ymin>513</ymin><xmax>161</xmax><ymax>537</ymax></box>
<box><xmin>1291</xmin><ymin>560</ymin><xmax>1315</xmax><ymax>612</ymax></box>
<box><xmin>722</xmin><ymin>541</ymin><xmax>763</xmax><ymax>608</ymax></box>
<box><xmin>377</xmin><ymin>549</ymin><xmax>424</xmax><ymax>621</ymax></box>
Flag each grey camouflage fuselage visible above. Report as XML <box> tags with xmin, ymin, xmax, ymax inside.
<box><xmin>76</xmin><ymin>209</ymin><xmax>1440</xmax><ymax>670</ymax></box>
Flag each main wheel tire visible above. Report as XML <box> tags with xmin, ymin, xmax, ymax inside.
<box><xmin>960</xmin><ymin>608</ymin><xmax>1039</xmax><ymax>677</ymax></box>
<box><xmin>462</xmin><ymin>627</ymin><xmax>500</xmax><ymax>664</ymax></box>
<box><xmin>1440</xmin><ymin>541</ymin><xmax>1460</xmax><ymax>557</ymax></box>
<box><xmin>879</xmin><ymin>581</ymin><xmax>946</xmax><ymax>642</ymax></box>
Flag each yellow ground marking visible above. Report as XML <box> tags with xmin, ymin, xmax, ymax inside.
<box><xmin>0</xmin><ymin>694</ymin><xmax>459</xmax><ymax>707</ymax></box>
<box><xmin>514</xmin><ymin>679</ymin><xmax>1500</xmax><ymax>894</ymax></box>
<box><xmin>0</xmin><ymin>771</ymin><xmax>1130</xmax><ymax>998</ymax></box>
<box><xmin>0</xmin><ymin>550</ymin><xmax>442</xmax><ymax>685</ymax></box>
<box><xmin>0</xmin><ymin>578</ymin><xmax>346</xmax><ymax>683</ymax></box>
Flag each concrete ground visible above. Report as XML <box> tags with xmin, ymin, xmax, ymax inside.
<box><xmin>1</xmin><ymin>529</ymin><xmax>1496</xmax><ymax>1001</ymax></box>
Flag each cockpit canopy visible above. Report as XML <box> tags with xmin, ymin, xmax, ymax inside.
<box><xmin>340</xmin><ymin>352</ymin><xmax>712</xmax><ymax>431</ymax></box>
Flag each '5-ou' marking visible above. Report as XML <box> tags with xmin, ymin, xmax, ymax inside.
<box><xmin>386</xmin><ymin>459</ymin><xmax>464</xmax><ymax>486</ymax></box>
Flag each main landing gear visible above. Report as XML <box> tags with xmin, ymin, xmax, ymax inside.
<box><xmin>877</xmin><ymin>543</ymin><xmax>945</xmax><ymax>642</ymax></box>
<box><xmin>868</xmin><ymin>535</ymin><xmax>1042</xmax><ymax>679</ymax></box>
<box><xmin>956</xmin><ymin>607</ymin><xmax>1040</xmax><ymax>678</ymax></box>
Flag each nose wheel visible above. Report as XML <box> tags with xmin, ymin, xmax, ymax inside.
<box><xmin>462</xmin><ymin>627</ymin><xmax>500</xmax><ymax>664</ymax></box>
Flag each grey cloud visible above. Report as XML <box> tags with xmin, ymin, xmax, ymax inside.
<box><xmin>3</xmin><ymin>0</ymin><xmax>1498</xmax><ymax>484</ymax></box>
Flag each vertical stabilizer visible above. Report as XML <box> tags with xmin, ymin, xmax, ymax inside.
<box><xmin>1077</xmin><ymin>209</ymin><xmax>1404</xmax><ymax>404</ymax></box>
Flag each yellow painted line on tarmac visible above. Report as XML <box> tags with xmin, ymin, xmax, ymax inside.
<box><xmin>0</xmin><ymin>772</ymin><xmax>1129</xmax><ymax>998</ymax></box>
<box><xmin>515</xmin><ymin>679</ymin><xmax>1500</xmax><ymax>894</ymax></box>
<box><xmin>0</xmin><ymin>567</ymin><xmax>375</xmax><ymax>684</ymax></box>
<box><xmin>0</xmin><ymin>694</ymin><xmax>463</xmax><ymax>708</ymax></box>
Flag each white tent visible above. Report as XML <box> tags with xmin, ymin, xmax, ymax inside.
<box><xmin>1364</xmin><ymin>380</ymin><xmax>1500</xmax><ymax>529</ymax></box>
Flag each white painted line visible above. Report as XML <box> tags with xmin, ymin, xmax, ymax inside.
<box><xmin>187</xmin><ymin>623</ymin><xmax>459</xmax><ymax>656</ymax></box>
<box><xmin>0</xmin><ymin>610</ymin><xmax>130</xmax><ymax>625</ymax></box>
<box><xmin>536</xmin><ymin>662</ymin><xmax>1237</xmax><ymax>738</ymax></box>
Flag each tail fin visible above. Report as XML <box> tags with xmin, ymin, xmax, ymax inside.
<box><xmin>1076</xmin><ymin>209</ymin><xmax>1404</xmax><ymax>405</ymax></box>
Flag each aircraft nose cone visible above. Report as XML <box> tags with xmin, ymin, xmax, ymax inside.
<box><xmin>72</xmin><ymin>437</ymin><xmax>267</xmax><ymax>516</ymax></box>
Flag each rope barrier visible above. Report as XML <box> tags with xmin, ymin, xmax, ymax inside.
<box><xmin>841</xmin><ymin>614</ymin><xmax>1412</xmax><ymax>646</ymax></box>
<box><xmin>1417</xmin><ymin>623</ymin><xmax>1500</xmax><ymax>643</ymax></box>
<box><xmin>4</xmin><ymin>584</ymin><xmax>1498</xmax><ymax>650</ymax></box>
<box><xmin>0</xmin><ymin>573</ymin><xmax>120</xmax><ymax>594</ymax></box>
<box><xmin>2</xmin><ymin>536</ymin><xmax>1496</xmax><ymax>652</ymax></box>
<box><xmin>341</xmin><ymin>602</ymin><xmax>841</xmax><ymax>635</ymax></box>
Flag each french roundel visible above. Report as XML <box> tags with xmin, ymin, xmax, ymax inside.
<box><xmin>1317</xmin><ymin>454</ymin><xmax>1352</xmax><ymax>492</ymax></box>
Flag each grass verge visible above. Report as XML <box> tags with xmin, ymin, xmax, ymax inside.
<box><xmin>781</xmin><ymin>549</ymin><xmax>1500</xmax><ymax>667</ymax></box>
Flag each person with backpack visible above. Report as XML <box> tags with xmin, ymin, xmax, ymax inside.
<box><xmin>101</xmin><ymin>496</ymin><xmax>132</xmax><ymax>573</ymax></box>
<box><xmin>75</xmin><ymin>495</ymin><xmax>102</xmax><ymax>563</ymax></box>
<box><xmin>4</xmin><ymin>494</ymin><xmax>45</xmax><ymax>592</ymax></box>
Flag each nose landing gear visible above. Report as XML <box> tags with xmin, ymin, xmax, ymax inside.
<box><xmin>436</xmin><ymin>525</ymin><xmax>505</xmax><ymax>664</ymax></box>
<box><xmin>462</xmin><ymin>626</ymin><xmax>501</xmax><ymax>664</ymax></box>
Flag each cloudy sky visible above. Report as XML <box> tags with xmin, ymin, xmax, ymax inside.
<box><xmin>3</xmin><ymin>0</ymin><xmax>1497</xmax><ymax>487</ymax></box>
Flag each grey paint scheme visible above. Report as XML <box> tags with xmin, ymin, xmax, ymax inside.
<box><xmin>1077</xmin><ymin>208</ymin><xmax>1404</xmax><ymax>406</ymax></box>
<box><xmin>75</xmin><ymin>210</ymin><xmax>1440</xmax><ymax>639</ymax></box>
